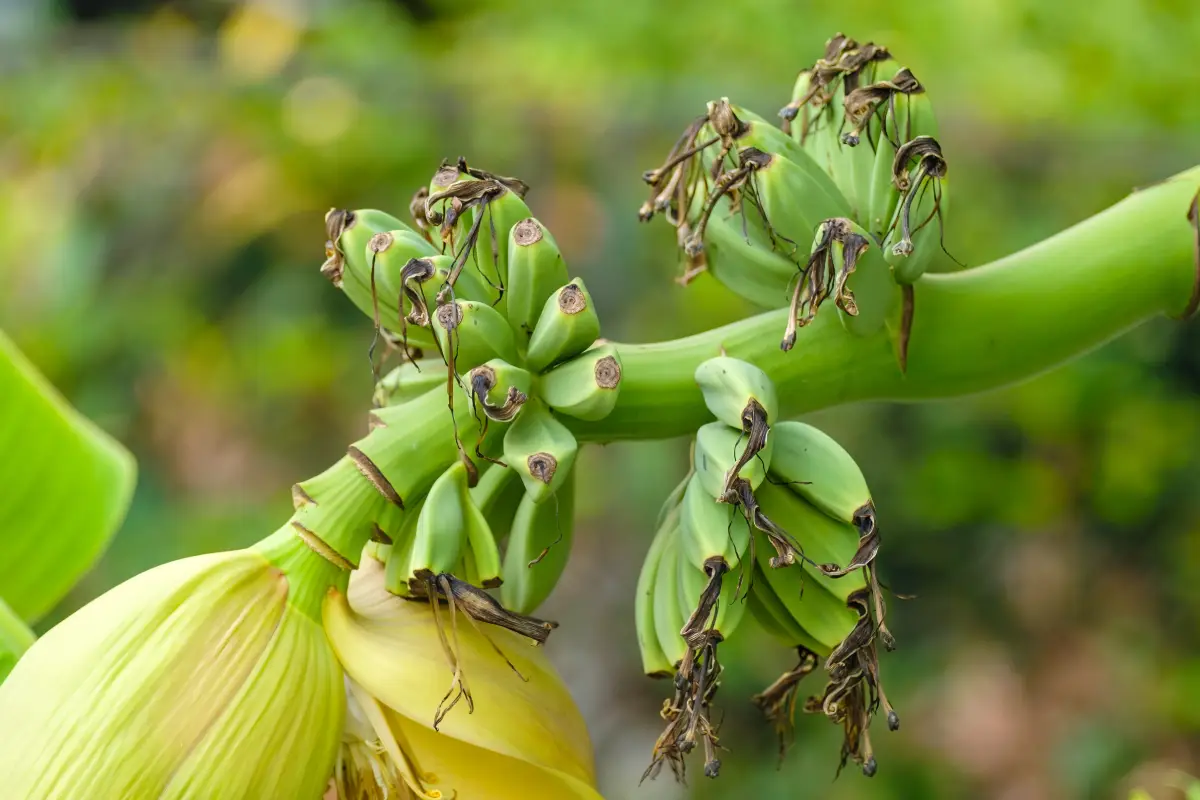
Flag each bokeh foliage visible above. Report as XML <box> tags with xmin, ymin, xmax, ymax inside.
<box><xmin>3</xmin><ymin>0</ymin><xmax>1200</xmax><ymax>796</ymax></box>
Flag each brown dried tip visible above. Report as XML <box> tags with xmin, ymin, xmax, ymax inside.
<box><xmin>469</xmin><ymin>366</ymin><xmax>528</xmax><ymax>422</ymax></box>
<box><xmin>456</xmin><ymin>156</ymin><xmax>531</xmax><ymax>198</ymax></box>
<box><xmin>642</xmin><ymin>637</ymin><xmax>725</xmax><ymax>785</ymax></box>
<box><xmin>513</xmin><ymin>218</ymin><xmax>543</xmax><ymax>246</ymax></box>
<box><xmin>527</xmin><ymin>453</ymin><xmax>558</xmax><ymax>485</ymax></box>
<box><xmin>679</xmin><ymin>557</ymin><xmax>729</xmax><ymax>649</ymax></box>
<box><xmin>558</xmin><ymin>283</ymin><xmax>587</xmax><ymax>315</ymax></box>
<box><xmin>436</xmin><ymin>301</ymin><xmax>464</xmax><ymax>331</ymax></box>
<box><xmin>432</xmin><ymin>573</ymin><xmax>558</xmax><ymax>644</ymax></box>
<box><xmin>594</xmin><ymin>356</ymin><xmax>622</xmax><ymax>390</ymax></box>
<box><xmin>367</xmin><ymin>231</ymin><xmax>393</xmax><ymax>254</ymax></box>
<box><xmin>752</xmin><ymin>647</ymin><xmax>820</xmax><ymax>763</ymax></box>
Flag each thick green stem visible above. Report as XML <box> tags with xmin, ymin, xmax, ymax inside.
<box><xmin>570</xmin><ymin>168</ymin><xmax>1200</xmax><ymax>442</ymax></box>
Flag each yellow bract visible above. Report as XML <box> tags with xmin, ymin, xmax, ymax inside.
<box><xmin>0</xmin><ymin>546</ymin><xmax>344</xmax><ymax>799</ymax></box>
<box><xmin>325</xmin><ymin>557</ymin><xmax>601</xmax><ymax>800</ymax></box>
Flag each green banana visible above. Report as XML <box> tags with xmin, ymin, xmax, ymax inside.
<box><xmin>745</xmin><ymin>147</ymin><xmax>853</xmax><ymax>262</ymax></box>
<box><xmin>696</xmin><ymin>199</ymin><xmax>798</xmax><ymax>309</ymax></box>
<box><xmin>882</xmin><ymin>135</ymin><xmax>949</xmax><ymax>284</ymax></box>
<box><xmin>837</xmin><ymin>233</ymin><xmax>898</xmax><ymax>337</ymax></box>
<box><xmin>693</xmin><ymin>421</ymin><xmax>773</xmax><ymax>501</ymax></box>
<box><xmin>506</xmin><ymin>218</ymin><xmax>569</xmax><ymax>342</ymax></box>
<box><xmin>404</xmin><ymin>460</ymin><xmax>470</xmax><ymax>590</ymax></box>
<box><xmin>636</xmin><ymin>502</ymin><xmax>679</xmax><ymax>677</ymax></box>
<box><xmin>461</xmin><ymin>482</ymin><xmax>503</xmax><ymax>588</ymax></box>
<box><xmin>433</xmin><ymin>297</ymin><xmax>520</xmax><ymax>373</ymax></box>
<box><xmin>465</xmin><ymin>359</ymin><xmax>531</xmax><ymax>424</ymax></box>
<box><xmin>383</xmin><ymin>495</ymin><xmax>425</xmax><ymax>596</ymax></box>
<box><xmin>753</xmin><ymin>482</ymin><xmax>867</xmax><ymax>601</ymax></box>
<box><xmin>468</xmin><ymin>462</ymin><xmax>524</xmax><ymax>545</ymax></box>
<box><xmin>752</xmin><ymin>534</ymin><xmax>857</xmax><ymax>651</ymax></box>
<box><xmin>694</xmin><ymin>356</ymin><xmax>777</xmax><ymax>431</ymax></box>
<box><xmin>502</xmin><ymin>400</ymin><xmax>578</xmax><ymax>504</ymax></box>
<box><xmin>653</xmin><ymin>526</ymin><xmax>689</xmax><ymax>667</ymax></box>
<box><xmin>500</xmin><ymin>465</ymin><xmax>576</xmax><ymax>614</ymax></box>
<box><xmin>523</xmin><ymin>279</ymin><xmax>602</xmax><ymax>373</ymax></box>
<box><xmin>467</xmin><ymin>185</ymin><xmax>533</xmax><ymax>317</ymax></box>
<box><xmin>767</xmin><ymin>420</ymin><xmax>874</xmax><ymax>529</ymax></box>
<box><xmin>675</xmin><ymin>547</ymin><xmax>747</xmax><ymax>643</ymax></box>
<box><xmin>537</xmin><ymin>343</ymin><xmax>623</xmax><ymax>421</ymax></box>
<box><xmin>679</xmin><ymin>472</ymin><xmax>750</xmax><ymax>570</ymax></box>
<box><xmin>745</xmin><ymin>565</ymin><xmax>827</xmax><ymax>654</ymax></box>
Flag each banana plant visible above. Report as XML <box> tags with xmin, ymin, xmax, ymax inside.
<box><xmin>1</xmin><ymin>33</ymin><xmax>1199</xmax><ymax>799</ymax></box>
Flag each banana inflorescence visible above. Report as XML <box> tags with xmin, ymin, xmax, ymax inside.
<box><xmin>637</xmin><ymin>354</ymin><xmax>898</xmax><ymax>781</ymax></box>
<box><xmin>314</xmin><ymin>158</ymin><xmax>622</xmax><ymax>662</ymax></box>
<box><xmin>638</xmin><ymin>32</ymin><xmax>950</xmax><ymax>370</ymax></box>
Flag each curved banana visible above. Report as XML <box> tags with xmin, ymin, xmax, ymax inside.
<box><xmin>500</xmin><ymin>466</ymin><xmax>576</xmax><ymax>614</ymax></box>
<box><xmin>468</xmin><ymin>462</ymin><xmax>524</xmax><ymax>545</ymax></box>
<box><xmin>433</xmin><ymin>297</ymin><xmax>520</xmax><ymax>373</ymax></box>
<box><xmin>506</xmin><ymin>218</ymin><xmax>569</xmax><ymax>343</ymax></box>
<box><xmin>679</xmin><ymin>472</ymin><xmax>749</xmax><ymax>570</ymax></box>
<box><xmin>693</xmin><ymin>421</ymin><xmax>773</xmax><ymax>501</ymax></box>
<box><xmin>524</xmin><ymin>279</ymin><xmax>603</xmax><ymax>373</ymax></box>
<box><xmin>767</xmin><ymin>420</ymin><xmax>874</xmax><ymax>530</ymax></box>
<box><xmin>636</xmin><ymin>503</ymin><xmax>678</xmax><ymax>678</ymax></box>
<box><xmin>694</xmin><ymin>355</ymin><xmax>777</xmax><ymax>432</ymax></box>
<box><xmin>752</xmin><ymin>538</ymin><xmax>857</xmax><ymax>652</ymax></box>
<box><xmin>404</xmin><ymin>460</ymin><xmax>471</xmax><ymax>592</ymax></box>
<box><xmin>537</xmin><ymin>343</ymin><xmax>623</xmax><ymax>421</ymax></box>
<box><xmin>502</xmin><ymin>400</ymin><xmax>578</xmax><ymax>504</ymax></box>
<box><xmin>373</xmin><ymin>358</ymin><xmax>446</xmax><ymax>407</ymax></box>
<box><xmin>383</xmin><ymin>495</ymin><xmax>425</xmax><ymax>597</ymax></box>
<box><xmin>746</xmin><ymin>567</ymin><xmax>827</xmax><ymax>653</ymax></box>
<box><xmin>652</xmin><ymin>527</ymin><xmax>689</xmax><ymax>667</ymax></box>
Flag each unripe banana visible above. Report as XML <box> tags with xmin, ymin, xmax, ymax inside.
<box><xmin>768</xmin><ymin>420</ymin><xmax>874</xmax><ymax>530</ymax></box>
<box><xmin>506</xmin><ymin>218</ymin><xmax>569</xmax><ymax>342</ymax></box>
<box><xmin>746</xmin><ymin>567</ymin><xmax>827</xmax><ymax>653</ymax></box>
<box><xmin>694</xmin><ymin>356</ymin><xmax>777</xmax><ymax>431</ymax></box>
<box><xmin>524</xmin><ymin>279</ymin><xmax>602</xmax><ymax>373</ymax></box>
<box><xmin>433</xmin><ymin>297</ymin><xmax>520</xmax><ymax>373</ymax></box>
<box><xmin>675</xmin><ymin>551</ymin><xmax>746</xmax><ymax>643</ymax></box>
<box><xmin>383</xmin><ymin>495</ymin><xmax>425</xmax><ymax>596</ymax></box>
<box><xmin>468</xmin><ymin>185</ymin><xmax>534</xmax><ymax>317</ymax></box>
<box><xmin>500</xmin><ymin>465</ymin><xmax>576</xmax><ymax>614</ymax></box>
<box><xmin>465</xmin><ymin>359</ymin><xmax>531</xmax><ymax>423</ymax></box>
<box><xmin>753</xmin><ymin>538</ymin><xmax>857</xmax><ymax>651</ymax></box>
<box><xmin>753</xmin><ymin>482</ymin><xmax>867</xmax><ymax>601</ymax></box>
<box><xmin>637</xmin><ymin>503</ymin><xmax>679</xmax><ymax>677</ymax></box>
<box><xmin>679</xmin><ymin>472</ymin><xmax>750</xmax><ymax>569</ymax></box>
<box><xmin>468</xmin><ymin>462</ymin><xmax>524</xmax><ymax>544</ymax></box>
<box><xmin>653</xmin><ymin>527</ymin><xmax>689</xmax><ymax>667</ymax></box>
<box><xmin>837</xmin><ymin>223</ymin><xmax>898</xmax><ymax>338</ymax></box>
<box><xmin>743</xmin><ymin>148</ymin><xmax>851</xmax><ymax>259</ymax></box>
<box><xmin>373</xmin><ymin>358</ymin><xmax>446</xmax><ymax>407</ymax></box>
<box><xmin>502</xmin><ymin>400</ymin><xmax>578</xmax><ymax>504</ymax></box>
<box><xmin>882</xmin><ymin>135</ymin><xmax>949</xmax><ymax>284</ymax></box>
<box><xmin>695</xmin><ymin>200</ymin><xmax>797</xmax><ymax>309</ymax></box>
<box><xmin>461</xmin><ymin>483</ymin><xmax>503</xmax><ymax>588</ymax></box>
<box><xmin>404</xmin><ymin>461</ymin><xmax>471</xmax><ymax>589</ymax></box>
<box><xmin>693</xmin><ymin>421</ymin><xmax>773</xmax><ymax>501</ymax></box>
<box><xmin>325</xmin><ymin>210</ymin><xmax>439</xmax><ymax>350</ymax></box>
<box><xmin>536</xmin><ymin>343</ymin><xmax>623</xmax><ymax>421</ymax></box>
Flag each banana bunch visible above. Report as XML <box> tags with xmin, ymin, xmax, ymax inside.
<box><xmin>637</xmin><ymin>33</ymin><xmax>951</xmax><ymax>367</ymax></box>
<box><xmin>318</xmin><ymin>160</ymin><xmax>624</xmax><ymax>643</ymax></box>
<box><xmin>636</xmin><ymin>354</ymin><xmax>898</xmax><ymax>779</ymax></box>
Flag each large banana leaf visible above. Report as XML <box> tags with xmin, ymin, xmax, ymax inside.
<box><xmin>0</xmin><ymin>331</ymin><xmax>136</xmax><ymax>624</ymax></box>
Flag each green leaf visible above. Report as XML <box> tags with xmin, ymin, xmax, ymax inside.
<box><xmin>0</xmin><ymin>331</ymin><xmax>136</xmax><ymax>623</ymax></box>
<box><xmin>0</xmin><ymin>596</ymin><xmax>34</xmax><ymax>682</ymax></box>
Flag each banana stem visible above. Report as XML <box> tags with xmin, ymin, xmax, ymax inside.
<box><xmin>570</xmin><ymin>167</ymin><xmax>1200</xmax><ymax>443</ymax></box>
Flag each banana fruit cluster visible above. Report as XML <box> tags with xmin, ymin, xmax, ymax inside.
<box><xmin>314</xmin><ymin>158</ymin><xmax>618</xmax><ymax>634</ymax></box>
<box><xmin>639</xmin><ymin>33</ymin><xmax>950</xmax><ymax>365</ymax></box>
<box><xmin>636</xmin><ymin>355</ymin><xmax>897</xmax><ymax>779</ymax></box>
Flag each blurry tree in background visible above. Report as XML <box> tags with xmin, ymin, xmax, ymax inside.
<box><xmin>2</xmin><ymin>0</ymin><xmax>1200</xmax><ymax>797</ymax></box>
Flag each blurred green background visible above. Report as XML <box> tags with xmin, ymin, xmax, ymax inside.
<box><xmin>4</xmin><ymin>0</ymin><xmax>1200</xmax><ymax>797</ymax></box>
